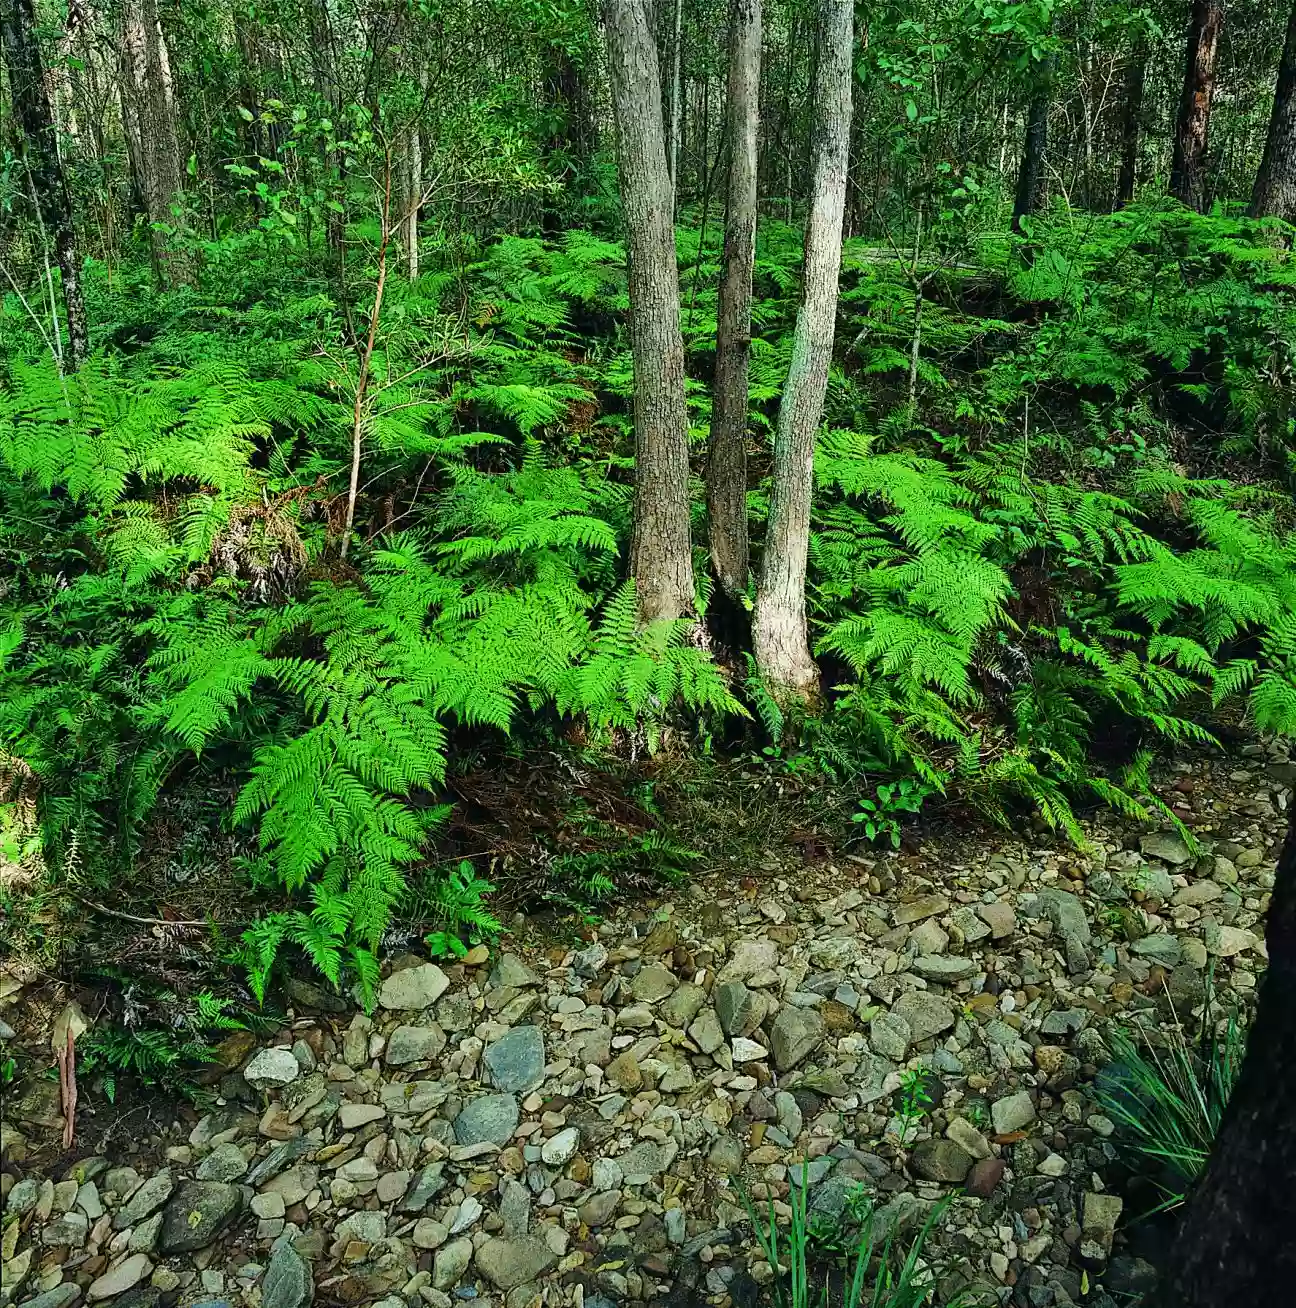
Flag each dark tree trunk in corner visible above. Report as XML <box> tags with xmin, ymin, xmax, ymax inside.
<box><xmin>1251</xmin><ymin>1</ymin><xmax>1296</xmax><ymax>222</ymax></box>
<box><xmin>1169</xmin><ymin>0</ymin><xmax>1224</xmax><ymax>211</ymax></box>
<box><xmin>1115</xmin><ymin>38</ymin><xmax>1147</xmax><ymax>209</ymax></box>
<box><xmin>1011</xmin><ymin>70</ymin><xmax>1051</xmax><ymax>233</ymax></box>
<box><xmin>1</xmin><ymin>0</ymin><xmax>89</xmax><ymax>369</ymax></box>
<box><xmin>752</xmin><ymin>0</ymin><xmax>851</xmax><ymax>704</ymax></box>
<box><xmin>1158</xmin><ymin>808</ymin><xmax>1296</xmax><ymax>1305</ymax></box>
<box><xmin>707</xmin><ymin>0</ymin><xmax>761</xmax><ymax>601</ymax></box>
<box><xmin>602</xmin><ymin>0</ymin><xmax>696</xmax><ymax>623</ymax></box>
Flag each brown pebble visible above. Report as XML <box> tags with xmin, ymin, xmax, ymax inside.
<box><xmin>966</xmin><ymin>1158</ymin><xmax>1006</xmax><ymax>1198</ymax></box>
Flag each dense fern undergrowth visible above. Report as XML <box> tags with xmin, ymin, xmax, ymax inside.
<box><xmin>3</xmin><ymin>200</ymin><xmax>1295</xmax><ymax>1002</ymax></box>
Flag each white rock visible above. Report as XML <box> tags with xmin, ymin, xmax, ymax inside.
<box><xmin>244</xmin><ymin>1048</ymin><xmax>301</xmax><ymax>1088</ymax></box>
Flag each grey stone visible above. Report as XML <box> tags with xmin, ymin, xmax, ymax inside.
<box><xmin>1035</xmin><ymin>887</ymin><xmax>1091</xmax><ymax>946</ymax></box>
<box><xmin>1082</xmin><ymin>1192</ymin><xmax>1123</xmax><ymax>1256</ymax></box>
<box><xmin>946</xmin><ymin>1117</ymin><xmax>992</xmax><ymax>1160</ymax></box>
<box><xmin>714</xmin><ymin>981</ymin><xmax>760</xmax><ymax>1037</ymax></box>
<box><xmin>990</xmin><ymin>1091</ymin><xmax>1037</xmax><ymax>1135</ymax></box>
<box><xmin>454</xmin><ymin>1094</ymin><xmax>519</xmax><ymax>1147</ymax></box>
<box><xmin>869</xmin><ymin>1012</ymin><xmax>911</xmax><ymax>1061</ymax></box>
<box><xmin>976</xmin><ymin>901</ymin><xmax>1017</xmax><ymax>939</ymax></box>
<box><xmin>909</xmin><ymin>919</ymin><xmax>950</xmax><ymax>955</ymax></box>
<box><xmin>911</xmin><ymin>955</ymin><xmax>977</xmax><ymax>983</ymax></box>
<box><xmin>707</xmin><ymin>1134</ymin><xmax>744</xmax><ymax>1175</ymax></box>
<box><xmin>688</xmin><ymin>1008</ymin><xmax>724</xmax><ymax>1054</ymax></box>
<box><xmin>500</xmin><ymin>1180</ymin><xmax>531</xmax><ymax>1239</ymax></box>
<box><xmin>950</xmin><ymin>907</ymin><xmax>991</xmax><ymax>944</ymax></box>
<box><xmin>262</xmin><ymin>1243</ymin><xmax>313</xmax><ymax>1308</ymax></box>
<box><xmin>126</xmin><ymin>1213</ymin><xmax>163</xmax><ymax>1254</ymax></box>
<box><xmin>1173</xmin><ymin>881</ymin><xmax>1223</xmax><ymax>907</ymax></box>
<box><xmin>628</xmin><ymin>966</ymin><xmax>677</xmax><ymax>1004</ymax></box>
<box><xmin>14</xmin><ymin>1286</ymin><xmax>80</xmax><ymax>1308</ymax></box>
<box><xmin>769</xmin><ymin>1006</ymin><xmax>823</xmax><ymax>1071</ymax></box>
<box><xmin>489</xmin><ymin>954</ymin><xmax>540</xmax><ymax>989</ymax></box>
<box><xmin>719</xmin><ymin>937</ymin><xmax>779</xmax><ymax>981</ymax></box>
<box><xmin>660</xmin><ymin>982</ymin><xmax>707</xmax><ymax>1028</ymax></box>
<box><xmin>243</xmin><ymin>1048</ymin><xmax>301</xmax><ymax>1089</ymax></box>
<box><xmin>1130</xmin><ymin>934</ymin><xmax>1183</xmax><ymax>966</ymax></box>
<box><xmin>1039</xmin><ymin>1007</ymin><xmax>1087</xmax><ymax>1036</ymax></box>
<box><xmin>87</xmin><ymin>1254</ymin><xmax>151</xmax><ymax>1300</ymax></box>
<box><xmin>156</xmin><ymin>1181</ymin><xmax>243</xmax><ymax>1253</ymax></box>
<box><xmin>384</xmin><ymin>1023</ymin><xmax>447</xmax><ymax>1066</ymax></box>
<box><xmin>1140</xmin><ymin>831</ymin><xmax>1193</xmax><ymax>866</ymax></box>
<box><xmin>484</xmin><ymin>1025</ymin><xmax>545</xmax><ymax>1093</ymax></box>
<box><xmin>891</xmin><ymin>992</ymin><xmax>956</xmax><ymax>1043</ymax></box>
<box><xmin>619</xmin><ymin>1140</ymin><xmax>676</xmax><ymax>1179</ymax></box>
<box><xmin>475</xmin><ymin>1236</ymin><xmax>559</xmax><ymax>1291</ymax></box>
<box><xmin>1131</xmin><ymin>865</ymin><xmax>1175</xmax><ymax>902</ymax></box>
<box><xmin>400</xmin><ymin>1163</ymin><xmax>449</xmax><ymax>1212</ymax></box>
<box><xmin>540</xmin><ymin>1127</ymin><xmax>580</xmax><ymax>1166</ymax></box>
<box><xmin>894</xmin><ymin>895</ymin><xmax>949</xmax><ymax>926</ymax></box>
<box><xmin>112</xmin><ymin>1172</ymin><xmax>173</xmax><ymax>1231</ymax></box>
<box><xmin>378</xmin><ymin>963</ymin><xmax>450</xmax><ymax>1010</ymax></box>
<box><xmin>433</xmin><ymin>1238</ymin><xmax>474</xmax><ymax>1291</ymax></box>
<box><xmin>910</xmin><ymin>1139</ymin><xmax>974</xmax><ymax>1184</ymax></box>
<box><xmin>42</xmin><ymin>1212</ymin><xmax>89</xmax><ymax>1246</ymax></box>
<box><xmin>194</xmin><ymin>1144</ymin><xmax>248</xmax><ymax>1183</ymax></box>
<box><xmin>7</xmin><ymin>1178</ymin><xmax>40</xmax><ymax>1215</ymax></box>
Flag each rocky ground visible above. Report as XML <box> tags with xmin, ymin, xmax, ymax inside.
<box><xmin>2</xmin><ymin>743</ymin><xmax>1292</xmax><ymax>1308</ymax></box>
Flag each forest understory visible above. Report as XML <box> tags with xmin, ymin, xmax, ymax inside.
<box><xmin>7</xmin><ymin>0</ymin><xmax>1296</xmax><ymax>1303</ymax></box>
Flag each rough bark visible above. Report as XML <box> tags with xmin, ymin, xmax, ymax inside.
<box><xmin>1157</xmin><ymin>807</ymin><xmax>1296</xmax><ymax>1305</ymax></box>
<box><xmin>1250</xmin><ymin>1</ymin><xmax>1296</xmax><ymax>222</ymax></box>
<box><xmin>1169</xmin><ymin>0</ymin><xmax>1224</xmax><ymax>211</ymax></box>
<box><xmin>120</xmin><ymin>0</ymin><xmax>193</xmax><ymax>287</ymax></box>
<box><xmin>752</xmin><ymin>0</ymin><xmax>851</xmax><ymax>703</ymax></box>
<box><xmin>602</xmin><ymin>0</ymin><xmax>696</xmax><ymax>624</ymax></box>
<box><xmin>707</xmin><ymin>0</ymin><xmax>761</xmax><ymax>600</ymax></box>
<box><xmin>1115</xmin><ymin>37</ymin><xmax>1147</xmax><ymax>208</ymax></box>
<box><xmin>1011</xmin><ymin>72</ymin><xmax>1051</xmax><ymax>233</ymax></box>
<box><xmin>668</xmin><ymin>0</ymin><xmax>683</xmax><ymax>196</ymax></box>
<box><xmin>1</xmin><ymin>0</ymin><xmax>88</xmax><ymax>368</ymax></box>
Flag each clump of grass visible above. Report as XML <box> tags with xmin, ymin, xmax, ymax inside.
<box><xmin>741</xmin><ymin>1163</ymin><xmax>972</xmax><ymax>1308</ymax></box>
<box><xmin>1095</xmin><ymin>988</ymin><xmax>1245</xmax><ymax>1209</ymax></box>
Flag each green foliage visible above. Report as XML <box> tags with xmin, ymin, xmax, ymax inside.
<box><xmin>78</xmin><ymin>985</ymin><xmax>251</xmax><ymax>1101</ymax></box>
<box><xmin>0</xmin><ymin>251</ymin><xmax>737</xmax><ymax>999</ymax></box>
<box><xmin>741</xmin><ymin>1164</ymin><xmax>970</xmax><ymax>1308</ymax></box>
<box><xmin>852</xmin><ymin>779</ymin><xmax>936</xmax><ymax>848</ymax></box>
<box><xmin>1095</xmin><ymin>986</ymin><xmax>1245</xmax><ymax>1210</ymax></box>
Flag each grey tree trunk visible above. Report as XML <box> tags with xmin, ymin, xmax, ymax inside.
<box><xmin>1250</xmin><ymin>1</ymin><xmax>1296</xmax><ymax>222</ymax></box>
<box><xmin>602</xmin><ymin>0</ymin><xmax>696</xmax><ymax>624</ymax></box>
<box><xmin>1</xmin><ymin>0</ymin><xmax>89</xmax><ymax>369</ymax></box>
<box><xmin>668</xmin><ymin>0</ymin><xmax>683</xmax><ymax>199</ymax></box>
<box><xmin>1169</xmin><ymin>0</ymin><xmax>1224</xmax><ymax>211</ymax></box>
<box><xmin>1116</xmin><ymin>37</ymin><xmax>1147</xmax><ymax>208</ymax></box>
<box><xmin>120</xmin><ymin>0</ymin><xmax>193</xmax><ymax>287</ymax></box>
<box><xmin>707</xmin><ymin>0</ymin><xmax>761</xmax><ymax>600</ymax></box>
<box><xmin>752</xmin><ymin>0</ymin><xmax>851</xmax><ymax>704</ymax></box>
<box><xmin>1012</xmin><ymin>70</ymin><xmax>1051</xmax><ymax>233</ymax></box>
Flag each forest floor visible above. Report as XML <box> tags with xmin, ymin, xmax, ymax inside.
<box><xmin>1</xmin><ymin>741</ymin><xmax>1290</xmax><ymax>1308</ymax></box>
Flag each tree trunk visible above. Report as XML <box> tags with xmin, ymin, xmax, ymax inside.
<box><xmin>1012</xmin><ymin>71</ymin><xmax>1051</xmax><ymax>233</ymax></box>
<box><xmin>119</xmin><ymin>0</ymin><xmax>192</xmax><ymax>287</ymax></box>
<box><xmin>602</xmin><ymin>0</ymin><xmax>696</xmax><ymax>624</ymax></box>
<box><xmin>1</xmin><ymin>0</ymin><xmax>89</xmax><ymax>369</ymax></box>
<box><xmin>668</xmin><ymin>0</ymin><xmax>683</xmax><ymax>198</ymax></box>
<box><xmin>752</xmin><ymin>0</ymin><xmax>851</xmax><ymax>704</ymax></box>
<box><xmin>1250</xmin><ymin>1</ymin><xmax>1296</xmax><ymax>221</ymax></box>
<box><xmin>1115</xmin><ymin>37</ymin><xmax>1147</xmax><ymax>208</ymax></box>
<box><xmin>1157</xmin><ymin>808</ymin><xmax>1296</xmax><ymax>1305</ymax></box>
<box><xmin>1169</xmin><ymin>0</ymin><xmax>1224</xmax><ymax>211</ymax></box>
<box><xmin>706</xmin><ymin>0</ymin><xmax>761</xmax><ymax>600</ymax></box>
